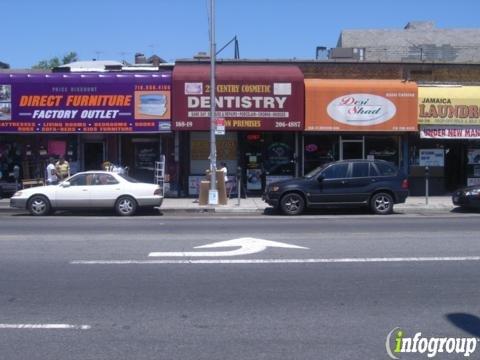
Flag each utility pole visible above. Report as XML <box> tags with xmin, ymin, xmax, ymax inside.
<box><xmin>208</xmin><ymin>0</ymin><xmax>218</xmax><ymax>204</ymax></box>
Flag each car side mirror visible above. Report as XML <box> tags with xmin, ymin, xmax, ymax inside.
<box><xmin>60</xmin><ymin>181</ymin><xmax>71</xmax><ymax>188</ymax></box>
<box><xmin>317</xmin><ymin>175</ymin><xmax>324</xmax><ymax>183</ymax></box>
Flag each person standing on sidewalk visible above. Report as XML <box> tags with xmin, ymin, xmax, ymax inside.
<box><xmin>55</xmin><ymin>156</ymin><xmax>70</xmax><ymax>181</ymax></box>
<box><xmin>220</xmin><ymin>162</ymin><xmax>228</xmax><ymax>183</ymax></box>
<box><xmin>46</xmin><ymin>157</ymin><xmax>59</xmax><ymax>185</ymax></box>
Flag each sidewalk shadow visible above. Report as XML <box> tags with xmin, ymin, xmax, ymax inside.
<box><xmin>450</xmin><ymin>207</ymin><xmax>480</xmax><ymax>214</ymax></box>
<box><xmin>12</xmin><ymin>208</ymin><xmax>161</xmax><ymax>217</ymax></box>
<box><xmin>445</xmin><ymin>313</ymin><xmax>480</xmax><ymax>337</ymax></box>
<box><xmin>263</xmin><ymin>206</ymin><xmax>389</xmax><ymax>216</ymax></box>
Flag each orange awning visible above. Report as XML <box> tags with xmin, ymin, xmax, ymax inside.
<box><xmin>305</xmin><ymin>79</ymin><xmax>418</xmax><ymax>132</ymax></box>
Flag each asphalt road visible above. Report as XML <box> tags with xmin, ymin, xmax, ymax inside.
<box><xmin>1</xmin><ymin>215</ymin><xmax>480</xmax><ymax>359</ymax></box>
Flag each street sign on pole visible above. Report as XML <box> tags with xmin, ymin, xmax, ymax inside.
<box><xmin>215</xmin><ymin>117</ymin><xmax>225</xmax><ymax>135</ymax></box>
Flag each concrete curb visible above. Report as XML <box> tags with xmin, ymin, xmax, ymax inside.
<box><xmin>159</xmin><ymin>207</ymin><xmax>263</xmax><ymax>214</ymax></box>
<box><xmin>0</xmin><ymin>203</ymin><xmax>466</xmax><ymax>216</ymax></box>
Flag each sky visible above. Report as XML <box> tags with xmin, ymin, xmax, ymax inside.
<box><xmin>2</xmin><ymin>0</ymin><xmax>480</xmax><ymax>68</ymax></box>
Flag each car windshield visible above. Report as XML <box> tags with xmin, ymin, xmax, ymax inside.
<box><xmin>118</xmin><ymin>174</ymin><xmax>139</xmax><ymax>183</ymax></box>
<box><xmin>304</xmin><ymin>164</ymin><xmax>329</xmax><ymax>178</ymax></box>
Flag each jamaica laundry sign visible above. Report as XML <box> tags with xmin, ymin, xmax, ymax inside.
<box><xmin>418</xmin><ymin>86</ymin><xmax>480</xmax><ymax>139</ymax></box>
<box><xmin>0</xmin><ymin>73</ymin><xmax>171</xmax><ymax>133</ymax></box>
<box><xmin>419</xmin><ymin>86</ymin><xmax>480</xmax><ymax>125</ymax></box>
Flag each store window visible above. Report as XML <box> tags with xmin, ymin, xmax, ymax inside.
<box><xmin>303</xmin><ymin>135</ymin><xmax>338</xmax><ymax>175</ymax></box>
<box><xmin>189</xmin><ymin>132</ymin><xmax>238</xmax><ymax>196</ymax></box>
<box><xmin>0</xmin><ymin>135</ymin><xmax>77</xmax><ymax>183</ymax></box>
<box><xmin>263</xmin><ymin>133</ymin><xmax>295</xmax><ymax>177</ymax></box>
<box><xmin>365</xmin><ymin>136</ymin><xmax>400</xmax><ymax>165</ymax></box>
<box><xmin>190</xmin><ymin>132</ymin><xmax>238</xmax><ymax>175</ymax></box>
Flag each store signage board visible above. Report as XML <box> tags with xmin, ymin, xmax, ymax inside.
<box><xmin>467</xmin><ymin>149</ymin><xmax>480</xmax><ymax>165</ymax></box>
<box><xmin>419</xmin><ymin>86</ymin><xmax>480</xmax><ymax>125</ymax></box>
<box><xmin>305</xmin><ymin>79</ymin><xmax>418</xmax><ymax>132</ymax></box>
<box><xmin>419</xmin><ymin>149</ymin><xmax>444</xmax><ymax>167</ymax></box>
<box><xmin>467</xmin><ymin>178</ymin><xmax>480</xmax><ymax>186</ymax></box>
<box><xmin>172</xmin><ymin>65</ymin><xmax>305</xmax><ymax>131</ymax></box>
<box><xmin>0</xmin><ymin>73</ymin><xmax>171</xmax><ymax>133</ymax></box>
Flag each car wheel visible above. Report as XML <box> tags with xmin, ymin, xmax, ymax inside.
<box><xmin>280</xmin><ymin>193</ymin><xmax>305</xmax><ymax>215</ymax></box>
<box><xmin>28</xmin><ymin>195</ymin><xmax>51</xmax><ymax>216</ymax></box>
<box><xmin>370</xmin><ymin>192</ymin><xmax>394</xmax><ymax>215</ymax></box>
<box><xmin>115</xmin><ymin>196</ymin><xmax>137</xmax><ymax>216</ymax></box>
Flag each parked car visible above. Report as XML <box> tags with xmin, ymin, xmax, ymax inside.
<box><xmin>452</xmin><ymin>185</ymin><xmax>480</xmax><ymax>209</ymax></box>
<box><xmin>10</xmin><ymin>171</ymin><xmax>163</xmax><ymax>216</ymax></box>
<box><xmin>262</xmin><ymin>159</ymin><xmax>409</xmax><ymax>215</ymax></box>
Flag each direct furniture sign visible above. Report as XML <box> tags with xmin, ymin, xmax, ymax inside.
<box><xmin>0</xmin><ymin>73</ymin><xmax>171</xmax><ymax>133</ymax></box>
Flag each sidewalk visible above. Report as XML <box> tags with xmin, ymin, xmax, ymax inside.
<box><xmin>162</xmin><ymin>195</ymin><xmax>455</xmax><ymax>214</ymax></box>
<box><xmin>0</xmin><ymin>196</ymin><xmax>456</xmax><ymax>214</ymax></box>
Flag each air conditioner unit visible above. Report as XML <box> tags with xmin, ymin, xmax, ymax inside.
<box><xmin>329</xmin><ymin>48</ymin><xmax>365</xmax><ymax>60</ymax></box>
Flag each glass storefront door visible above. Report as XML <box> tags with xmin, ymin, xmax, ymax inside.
<box><xmin>83</xmin><ymin>142</ymin><xmax>104</xmax><ymax>171</ymax></box>
<box><xmin>340</xmin><ymin>137</ymin><xmax>364</xmax><ymax>160</ymax></box>
<box><xmin>240</xmin><ymin>132</ymin><xmax>296</xmax><ymax>193</ymax></box>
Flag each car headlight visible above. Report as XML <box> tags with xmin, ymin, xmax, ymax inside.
<box><xmin>465</xmin><ymin>189</ymin><xmax>480</xmax><ymax>196</ymax></box>
<box><xmin>270</xmin><ymin>185</ymin><xmax>280</xmax><ymax>192</ymax></box>
<box><xmin>12</xmin><ymin>191</ymin><xmax>22</xmax><ymax>197</ymax></box>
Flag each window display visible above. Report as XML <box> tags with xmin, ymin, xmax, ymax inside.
<box><xmin>365</xmin><ymin>136</ymin><xmax>399</xmax><ymax>165</ymax></box>
<box><xmin>0</xmin><ymin>135</ymin><xmax>77</xmax><ymax>184</ymax></box>
<box><xmin>303</xmin><ymin>135</ymin><xmax>338</xmax><ymax>174</ymax></box>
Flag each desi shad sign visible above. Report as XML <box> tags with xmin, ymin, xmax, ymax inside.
<box><xmin>0</xmin><ymin>73</ymin><xmax>171</xmax><ymax>133</ymax></box>
<box><xmin>326</xmin><ymin>94</ymin><xmax>397</xmax><ymax>126</ymax></box>
<box><xmin>305</xmin><ymin>80</ymin><xmax>418</xmax><ymax>132</ymax></box>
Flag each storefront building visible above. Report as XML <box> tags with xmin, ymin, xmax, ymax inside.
<box><xmin>303</xmin><ymin>79</ymin><xmax>418</xmax><ymax>176</ymax></box>
<box><xmin>409</xmin><ymin>85</ymin><xmax>480</xmax><ymax>194</ymax></box>
<box><xmin>172</xmin><ymin>64</ymin><xmax>304</xmax><ymax>195</ymax></box>
<box><xmin>0</xmin><ymin>72</ymin><xmax>177</xmax><ymax>192</ymax></box>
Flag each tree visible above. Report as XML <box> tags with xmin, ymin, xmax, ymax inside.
<box><xmin>32</xmin><ymin>52</ymin><xmax>78</xmax><ymax>69</ymax></box>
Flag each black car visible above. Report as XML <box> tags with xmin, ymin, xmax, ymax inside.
<box><xmin>263</xmin><ymin>159</ymin><xmax>409</xmax><ymax>215</ymax></box>
<box><xmin>452</xmin><ymin>185</ymin><xmax>480</xmax><ymax>209</ymax></box>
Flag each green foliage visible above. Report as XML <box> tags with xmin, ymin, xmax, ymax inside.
<box><xmin>32</xmin><ymin>52</ymin><xmax>78</xmax><ymax>69</ymax></box>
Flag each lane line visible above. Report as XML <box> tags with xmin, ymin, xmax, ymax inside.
<box><xmin>0</xmin><ymin>324</ymin><xmax>91</xmax><ymax>330</ymax></box>
<box><xmin>70</xmin><ymin>256</ymin><xmax>480</xmax><ymax>265</ymax></box>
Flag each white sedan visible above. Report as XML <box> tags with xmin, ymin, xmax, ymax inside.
<box><xmin>10</xmin><ymin>171</ymin><xmax>163</xmax><ymax>216</ymax></box>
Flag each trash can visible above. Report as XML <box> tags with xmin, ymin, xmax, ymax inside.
<box><xmin>199</xmin><ymin>180</ymin><xmax>210</xmax><ymax>205</ymax></box>
<box><xmin>198</xmin><ymin>170</ymin><xmax>228</xmax><ymax>205</ymax></box>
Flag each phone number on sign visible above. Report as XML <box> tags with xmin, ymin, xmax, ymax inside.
<box><xmin>275</xmin><ymin>121</ymin><xmax>301</xmax><ymax>128</ymax></box>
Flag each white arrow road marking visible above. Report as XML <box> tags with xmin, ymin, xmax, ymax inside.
<box><xmin>71</xmin><ymin>256</ymin><xmax>480</xmax><ymax>265</ymax></box>
<box><xmin>0</xmin><ymin>324</ymin><xmax>91</xmax><ymax>330</ymax></box>
<box><xmin>148</xmin><ymin>238</ymin><xmax>308</xmax><ymax>257</ymax></box>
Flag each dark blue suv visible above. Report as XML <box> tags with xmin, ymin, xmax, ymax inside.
<box><xmin>263</xmin><ymin>159</ymin><xmax>409</xmax><ymax>215</ymax></box>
